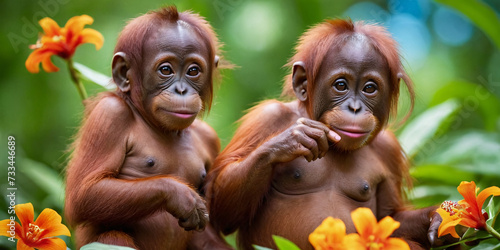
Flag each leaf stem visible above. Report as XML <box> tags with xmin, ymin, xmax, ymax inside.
<box><xmin>66</xmin><ymin>58</ymin><xmax>87</xmax><ymax>101</ymax></box>
<box><xmin>486</xmin><ymin>223</ymin><xmax>500</xmax><ymax>241</ymax></box>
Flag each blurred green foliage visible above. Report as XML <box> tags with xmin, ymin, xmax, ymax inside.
<box><xmin>0</xmin><ymin>0</ymin><xmax>499</xmax><ymax>249</ymax></box>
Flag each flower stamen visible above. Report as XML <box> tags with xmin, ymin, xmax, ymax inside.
<box><xmin>440</xmin><ymin>200</ymin><xmax>465</xmax><ymax>217</ymax></box>
<box><xmin>29</xmin><ymin>35</ymin><xmax>44</xmax><ymax>50</ymax></box>
<box><xmin>366</xmin><ymin>235</ymin><xmax>382</xmax><ymax>249</ymax></box>
<box><xmin>440</xmin><ymin>200</ymin><xmax>459</xmax><ymax>215</ymax></box>
<box><xmin>26</xmin><ymin>223</ymin><xmax>45</xmax><ymax>243</ymax></box>
<box><xmin>52</xmin><ymin>35</ymin><xmax>63</xmax><ymax>42</ymax></box>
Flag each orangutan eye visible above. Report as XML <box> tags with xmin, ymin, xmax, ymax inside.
<box><xmin>363</xmin><ymin>83</ymin><xmax>377</xmax><ymax>94</ymax></box>
<box><xmin>159</xmin><ymin>65</ymin><xmax>173</xmax><ymax>76</ymax></box>
<box><xmin>334</xmin><ymin>79</ymin><xmax>348</xmax><ymax>92</ymax></box>
<box><xmin>187</xmin><ymin>66</ymin><xmax>200</xmax><ymax>76</ymax></box>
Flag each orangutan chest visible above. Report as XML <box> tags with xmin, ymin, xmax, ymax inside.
<box><xmin>271</xmin><ymin>148</ymin><xmax>386</xmax><ymax>202</ymax></box>
<box><xmin>118</xmin><ymin>130</ymin><xmax>207</xmax><ymax>188</ymax></box>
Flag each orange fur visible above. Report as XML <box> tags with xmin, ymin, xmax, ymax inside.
<box><xmin>206</xmin><ymin>19</ymin><xmax>433</xmax><ymax>250</ymax></box>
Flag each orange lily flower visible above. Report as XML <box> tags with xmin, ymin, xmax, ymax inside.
<box><xmin>26</xmin><ymin>15</ymin><xmax>104</xmax><ymax>73</ymax></box>
<box><xmin>0</xmin><ymin>203</ymin><xmax>71</xmax><ymax>250</ymax></box>
<box><xmin>344</xmin><ymin>208</ymin><xmax>410</xmax><ymax>250</ymax></box>
<box><xmin>436</xmin><ymin>201</ymin><xmax>462</xmax><ymax>238</ymax></box>
<box><xmin>309</xmin><ymin>217</ymin><xmax>347</xmax><ymax>250</ymax></box>
<box><xmin>437</xmin><ymin>181</ymin><xmax>500</xmax><ymax>238</ymax></box>
<box><xmin>308</xmin><ymin>208</ymin><xmax>409</xmax><ymax>250</ymax></box>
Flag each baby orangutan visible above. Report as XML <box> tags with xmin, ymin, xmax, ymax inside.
<box><xmin>65</xmin><ymin>6</ymin><xmax>229</xmax><ymax>249</ymax></box>
<box><xmin>206</xmin><ymin>19</ymin><xmax>437</xmax><ymax>249</ymax></box>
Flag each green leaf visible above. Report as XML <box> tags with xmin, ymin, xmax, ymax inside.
<box><xmin>431</xmin><ymin>231</ymin><xmax>493</xmax><ymax>250</ymax></box>
<box><xmin>429</xmin><ymin>81</ymin><xmax>500</xmax><ymax>131</ymax></box>
<box><xmin>411</xmin><ymin>164</ymin><xmax>475</xmax><ymax>186</ymax></box>
<box><xmin>434</xmin><ymin>0</ymin><xmax>500</xmax><ymax>50</ymax></box>
<box><xmin>73</xmin><ymin>62</ymin><xmax>114</xmax><ymax>90</ymax></box>
<box><xmin>81</xmin><ymin>242</ymin><xmax>136</xmax><ymax>250</ymax></box>
<box><xmin>272</xmin><ymin>235</ymin><xmax>301</xmax><ymax>250</ymax></box>
<box><xmin>461</xmin><ymin>229</ymin><xmax>493</xmax><ymax>244</ymax></box>
<box><xmin>19</xmin><ymin>158</ymin><xmax>65</xmax><ymax>210</ymax></box>
<box><xmin>469</xmin><ymin>238</ymin><xmax>500</xmax><ymax>250</ymax></box>
<box><xmin>399</xmin><ymin>99</ymin><xmax>460</xmax><ymax>158</ymax></box>
<box><xmin>224</xmin><ymin>233</ymin><xmax>238</xmax><ymax>248</ymax></box>
<box><xmin>461</xmin><ymin>227</ymin><xmax>479</xmax><ymax>240</ymax></box>
<box><xmin>486</xmin><ymin>196</ymin><xmax>500</xmax><ymax>230</ymax></box>
<box><xmin>253</xmin><ymin>245</ymin><xmax>274</xmax><ymax>250</ymax></box>
<box><xmin>419</xmin><ymin>131</ymin><xmax>500</xmax><ymax>176</ymax></box>
<box><xmin>410</xmin><ymin>195</ymin><xmax>450</xmax><ymax>208</ymax></box>
<box><xmin>409</xmin><ymin>185</ymin><xmax>458</xmax><ymax>200</ymax></box>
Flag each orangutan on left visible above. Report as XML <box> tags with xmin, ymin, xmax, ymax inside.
<box><xmin>65</xmin><ymin>6</ymin><xmax>230</xmax><ymax>249</ymax></box>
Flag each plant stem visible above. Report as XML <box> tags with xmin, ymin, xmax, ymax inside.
<box><xmin>486</xmin><ymin>223</ymin><xmax>500</xmax><ymax>241</ymax></box>
<box><xmin>66</xmin><ymin>58</ymin><xmax>87</xmax><ymax>101</ymax></box>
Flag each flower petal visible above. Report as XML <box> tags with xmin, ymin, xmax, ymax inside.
<box><xmin>437</xmin><ymin>208</ymin><xmax>461</xmax><ymax>238</ymax></box>
<box><xmin>327</xmin><ymin>218</ymin><xmax>346</xmax><ymax>244</ymax></box>
<box><xmin>384</xmin><ymin>238</ymin><xmax>410</xmax><ymax>250</ymax></box>
<box><xmin>350</xmin><ymin>207</ymin><xmax>377</xmax><ymax>238</ymax></box>
<box><xmin>35</xmin><ymin>208</ymin><xmax>71</xmax><ymax>238</ymax></box>
<box><xmin>0</xmin><ymin>219</ymin><xmax>11</xmax><ymax>237</ymax></box>
<box><xmin>26</xmin><ymin>42</ymin><xmax>65</xmax><ymax>73</ymax></box>
<box><xmin>43</xmin><ymin>40</ymin><xmax>70</xmax><ymax>59</ymax></box>
<box><xmin>327</xmin><ymin>218</ymin><xmax>346</xmax><ymax>243</ymax></box>
<box><xmin>375</xmin><ymin>216</ymin><xmax>400</xmax><ymax>240</ymax></box>
<box><xmin>309</xmin><ymin>233</ymin><xmax>327</xmax><ymax>249</ymax></box>
<box><xmin>41</xmin><ymin>56</ymin><xmax>59</xmax><ymax>73</ymax></box>
<box><xmin>440</xmin><ymin>223</ymin><xmax>461</xmax><ymax>239</ymax></box>
<box><xmin>26</xmin><ymin>47</ymin><xmax>62</xmax><ymax>73</ymax></box>
<box><xmin>32</xmin><ymin>237</ymin><xmax>68</xmax><ymax>250</ymax></box>
<box><xmin>80</xmin><ymin>28</ymin><xmax>104</xmax><ymax>50</ymax></box>
<box><xmin>64</xmin><ymin>15</ymin><xmax>93</xmax><ymax>34</ymax></box>
<box><xmin>309</xmin><ymin>217</ymin><xmax>347</xmax><ymax>248</ymax></box>
<box><xmin>15</xmin><ymin>203</ymin><xmax>34</xmax><ymax>233</ymax></box>
<box><xmin>39</xmin><ymin>17</ymin><xmax>61</xmax><ymax>37</ymax></box>
<box><xmin>0</xmin><ymin>219</ymin><xmax>22</xmax><ymax>240</ymax></box>
<box><xmin>457</xmin><ymin>181</ymin><xmax>479</xmax><ymax>210</ymax></box>
<box><xmin>477</xmin><ymin>186</ymin><xmax>500</xmax><ymax>208</ymax></box>
<box><xmin>17</xmin><ymin>238</ymin><xmax>33</xmax><ymax>250</ymax></box>
<box><xmin>343</xmin><ymin>234</ymin><xmax>366</xmax><ymax>249</ymax></box>
<box><xmin>26</xmin><ymin>49</ymin><xmax>45</xmax><ymax>73</ymax></box>
<box><xmin>459</xmin><ymin>217</ymin><xmax>480</xmax><ymax>229</ymax></box>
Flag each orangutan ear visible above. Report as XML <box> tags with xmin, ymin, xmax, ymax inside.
<box><xmin>112</xmin><ymin>52</ymin><xmax>131</xmax><ymax>93</ymax></box>
<box><xmin>292</xmin><ymin>61</ymin><xmax>308</xmax><ymax>102</ymax></box>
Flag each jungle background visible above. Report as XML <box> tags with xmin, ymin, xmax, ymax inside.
<box><xmin>0</xmin><ymin>0</ymin><xmax>499</xmax><ymax>249</ymax></box>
